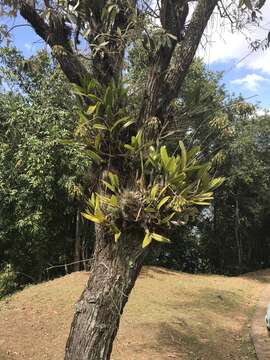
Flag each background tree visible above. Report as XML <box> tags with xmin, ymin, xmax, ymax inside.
<box><xmin>151</xmin><ymin>102</ymin><xmax>270</xmax><ymax>276</ymax></box>
<box><xmin>0</xmin><ymin>48</ymin><xmax>92</xmax><ymax>283</ymax></box>
<box><xmin>200</xmin><ymin>111</ymin><xmax>270</xmax><ymax>274</ymax></box>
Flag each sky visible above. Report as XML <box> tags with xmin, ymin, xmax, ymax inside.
<box><xmin>2</xmin><ymin>3</ymin><xmax>270</xmax><ymax>110</ymax></box>
<box><xmin>197</xmin><ymin>1</ymin><xmax>270</xmax><ymax>110</ymax></box>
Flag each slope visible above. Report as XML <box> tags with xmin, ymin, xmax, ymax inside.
<box><xmin>0</xmin><ymin>267</ymin><xmax>268</xmax><ymax>360</ymax></box>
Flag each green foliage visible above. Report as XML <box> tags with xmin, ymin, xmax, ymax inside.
<box><xmin>2</xmin><ymin>37</ymin><xmax>267</xmax><ymax>284</ymax></box>
<box><xmin>0</xmin><ymin>264</ymin><xmax>17</xmax><ymax>298</ymax></box>
<box><xmin>127</xmin><ymin>45</ymin><xmax>231</xmax><ymax>161</ymax></box>
<box><xmin>158</xmin><ymin>111</ymin><xmax>270</xmax><ymax>275</ymax></box>
<box><xmin>204</xmin><ymin>113</ymin><xmax>270</xmax><ymax>273</ymax></box>
<box><xmin>0</xmin><ymin>48</ymin><xmax>92</xmax><ymax>282</ymax></box>
<box><xmin>72</xmin><ymin>81</ymin><xmax>224</xmax><ymax>248</ymax></box>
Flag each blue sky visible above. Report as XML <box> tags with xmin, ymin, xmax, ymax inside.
<box><xmin>2</xmin><ymin>8</ymin><xmax>270</xmax><ymax>110</ymax></box>
<box><xmin>196</xmin><ymin>1</ymin><xmax>270</xmax><ymax>111</ymax></box>
<box><xmin>210</xmin><ymin>60</ymin><xmax>270</xmax><ymax>109</ymax></box>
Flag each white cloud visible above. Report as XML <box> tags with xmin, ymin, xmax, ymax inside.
<box><xmin>256</xmin><ymin>108</ymin><xmax>269</xmax><ymax>116</ymax></box>
<box><xmin>231</xmin><ymin>73</ymin><xmax>270</xmax><ymax>91</ymax></box>
<box><xmin>24</xmin><ymin>43</ymin><xmax>32</xmax><ymax>50</ymax></box>
<box><xmin>245</xmin><ymin>51</ymin><xmax>270</xmax><ymax>74</ymax></box>
<box><xmin>197</xmin><ymin>1</ymin><xmax>270</xmax><ymax>74</ymax></box>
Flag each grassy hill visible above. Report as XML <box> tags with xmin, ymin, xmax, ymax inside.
<box><xmin>0</xmin><ymin>267</ymin><xmax>268</xmax><ymax>360</ymax></box>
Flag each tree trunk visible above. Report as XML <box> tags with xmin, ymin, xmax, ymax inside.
<box><xmin>65</xmin><ymin>225</ymin><xmax>146</xmax><ymax>360</ymax></box>
<box><xmin>74</xmin><ymin>208</ymin><xmax>81</xmax><ymax>272</ymax></box>
<box><xmin>235</xmin><ymin>198</ymin><xmax>243</xmax><ymax>272</ymax></box>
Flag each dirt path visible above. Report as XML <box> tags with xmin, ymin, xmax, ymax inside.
<box><xmin>251</xmin><ymin>283</ymin><xmax>270</xmax><ymax>360</ymax></box>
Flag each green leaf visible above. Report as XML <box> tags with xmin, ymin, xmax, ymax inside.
<box><xmin>108</xmin><ymin>172</ymin><xmax>119</xmax><ymax>189</ymax></box>
<box><xmin>160</xmin><ymin>212</ymin><xmax>176</xmax><ymax>224</ymax></box>
<box><xmin>167</xmin><ymin>33</ymin><xmax>178</xmax><ymax>41</ymax></box>
<box><xmin>185</xmin><ymin>162</ymin><xmax>209</xmax><ymax>173</ymax></box>
<box><xmin>97</xmin><ymin>41</ymin><xmax>110</xmax><ymax>49</ymax></box>
<box><xmin>197</xmin><ymin>162</ymin><xmax>211</xmax><ymax>179</ymax></box>
<box><xmin>122</xmin><ymin>119</ymin><xmax>135</xmax><ymax>128</ymax></box>
<box><xmin>110</xmin><ymin>223</ymin><xmax>120</xmax><ymax>233</ymax></box>
<box><xmin>97</xmin><ymin>194</ymin><xmax>118</xmax><ymax>207</ymax></box>
<box><xmin>150</xmin><ymin>184</ymin><xmax>159</xmax><ymax>199</ymax></box>
<box><xmin>144</xmin><ymin>207</ymin><xmax>156</xmax><ymax>213</ymax></box>
<box><xmin>111</xmin><ymin>195</ymin><xmax>118</xmax><ymax>207</ymax></box>
<box><xmin>85</xmin><ymin>149</ymin><xmax>103</xmax><ymax>163</ymax></box>
<box><xmin>201</xmin><ymin>172</ymin><xmax>210</xmax><ymax>190</ymax></box>
<box><xmin>104</xmin><ymin>85</ymin><xmax>113</xmax><ymax>108</ymax></box>
<box><xmin>87</xmin><ymin>104</ymin><xmax>98</xmax><ymax>115</ymax></box>
<box><xmin>93</xmin><ymin>123</ymin><xmax>108</xmax><ymax>131</ymax></box>
<box><xmin>187</xmin><ymin>146</ymin><xmax>201</xmax><ymax>162</ymax></box>
<box><xmin>110</xmin><ymin>116</ymin><xmax>133</xmax><ymax>132</ymax></box>
<box><xmin>157</xmin><ymin>196</ymin><xmax>171</xmax><ymax>210</ymax></box>
<box><xmin>81</xmin><ymin>212</ymin><xmax>105</xmax><ymax>224</ymax></box>
<box><xmin>72</xmin><ymin>84</ymin><xmax>86</xmax><ymax>97</ymax></box>
<box><xmin>124</xmin><ymin>144</ymin><xmax>135</xmax><ymax>152</ymax></box>
<box><xmin>87</xmin><ymin>80</ymin><xmax>99</xmax><ymax>92</ymax></box>
<box><xmin>86</xmin><ymin>94</ymin><xmax>101</xmax><ymax>102</ymax></box>
<box><xmin>78</xmin><ymin>111</ymin><xmax>88</xmax><ymax>125</ymax></box>
<box><xmin>160</xmin><ymin>146</ymin><xmax>169</xmax><ymax>167</ymax></box>
<box><xmin>114</xmin><ymin>232</ymin><xmax>121</xmax><ymax>242</ymax></box>
<box><xmin>135</xmin><ymin>130</ymin><xmax>142</xmax><ymax>146</ymax></box>
<box><xmin>102</xmin><ymin>180</ymin><xmax>115</xmax><ymax>193</ymax></box>
<box><xmin>208</xmin><ymin>177</ymin><xmax>225</xmax><ymax>191</ymax></box>
<box><xmin>95</xmin><ymin>133</ymin><xmax>102</xmax><ymax>150</ymax></box>
<box><xmin>151</xmin><ymin>233</ymin><xmax>171</xmax><ymax>243</ymax></box>
<box><xmin>58</xmin><ymin>139</ymin><xmax>80</xmax><ymax>146</ymax></box>
<box><xmin>109</xmin><ymin>4</ymin><xmax>117</xmax><ymax>14</ymax></box>
<box><xmin>179</xmin><ymin>141</ymin><xmax>187</xmax><ymax>170</ymax></box>
<box><xmin>191</xmin><ymin>201</ymin><xmax>212</xmax><ymax>206</ymax></box>
<box><xmin>167</xmin><ymin>157</ymin><xmax>177</xmax><ymax>175</ymax></box>
<box><xmin>94</xmin><ymin>194</ymin><xmax>100</xmax><ymax>212</ymax></box>
<box><xmin>191</xmin><ymin>192</ymin><xmax>214</xmax><ymax>205</ymax></box>
<box><xmin>105</xmin><ymin>105</ymin><xmax>113</xmax><ymax>120</ymax></box>
<box><xmin>169</xmin><ymin>173</ymin><xmax>186</xmax><ymax>186</ymax></box>
<box><xmin>142</xmin><ymin>231</ymin><xmax>152</xmax><ymax>248</ymax></box>
<box><xmin>87</xmin><ymin>193</ymin><xmax>96</xmax><ymax>210</ymax></box>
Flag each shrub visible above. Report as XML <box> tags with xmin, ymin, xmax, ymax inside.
<box><xmin>0</xmin><ymin>264</ymin><xmax>17</xmax><ymax>298</ymax></box>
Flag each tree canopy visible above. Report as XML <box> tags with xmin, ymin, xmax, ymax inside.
<box><xmin>0</xmin><ymin>48</ymin><xmax>92</xmax><ymax>282</ymax></box>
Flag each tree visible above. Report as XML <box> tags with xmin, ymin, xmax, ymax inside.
<box><xmin>200</xmin><ymin>111</ymin><xmax>270</xmax><ymax>274</ymax></box>
<box><xmin>0</xmin><ymin>48</ymin><xmax>91</xmax><ymax>282</ymax></box>
<box><xmin>0</xmin><ymin>0</ymin><xmax>266</xmax><ymax>359</ymax></box>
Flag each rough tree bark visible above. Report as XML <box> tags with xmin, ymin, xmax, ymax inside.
<box><xmin>19</xmin><ymin>2</ymin><xmax>90</xmax><ymax>86</ymax></box>
<box><xmin>65</xmin><ymin>226</ymin><xmax>146</xmax><ymax>360</ymax></box>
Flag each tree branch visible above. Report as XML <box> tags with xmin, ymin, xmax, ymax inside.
<box><xmin>19</xmin><ymin>1</ymin><xmax>90</xmax><ymax>86</ymax></box>
<box><xmin>138</xmin><ymin>0</ymin><xmax>190</xmax><ymax>126</ymax></box>
<box><xmin>158</xmin><ymin>0</ymin><xmax>219</xmax><ymax>118</ymax></box>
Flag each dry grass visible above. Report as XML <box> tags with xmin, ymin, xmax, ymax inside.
<box><xmin>0</xmin><ymin>266</ymin><xmax>268</xmax><ymax>360</ymax></box>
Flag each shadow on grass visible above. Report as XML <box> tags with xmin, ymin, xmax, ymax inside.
<box><xmin>0</xmin><ymin>350</ymin><xmax>10</xmax><ymax>360</ymax></box>
<box><xmin>154</xmin><ymin>319</ymin><xmax>255</xmax><ymax>360</ymax></box>
<box><xmin>141</xmin><ymin>266</ymin><xmax>184</xmax><ymax>278</ymax></box>
<box><xmin>149</xmin><ymin>286</ymin><xmax>245</xmax><ymax>321</ymax></box>
<box><xmin>145</xmin><ymin>266</ymin><xmax>270</xmax><ymax>285</ymax></box>
<box><xmin>243</xmin><ymin>270</ymin><xmax>270</xmax><ymax>284</ymax></box>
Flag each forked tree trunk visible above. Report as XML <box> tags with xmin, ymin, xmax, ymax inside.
<box><xmin>65</xmin><ymin>225</ymin><xmax>146</xmax><ymax>360</ymax></box>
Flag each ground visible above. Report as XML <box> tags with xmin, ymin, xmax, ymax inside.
<box><xmin>0</xmin><ymin>267</ymin><xmax>268</xmax><ymax>360</ymax></box>
<box><xmin>250</xmin><ymin>274</ymin><xmax>270</xmax><ymax>360</ymax></box>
